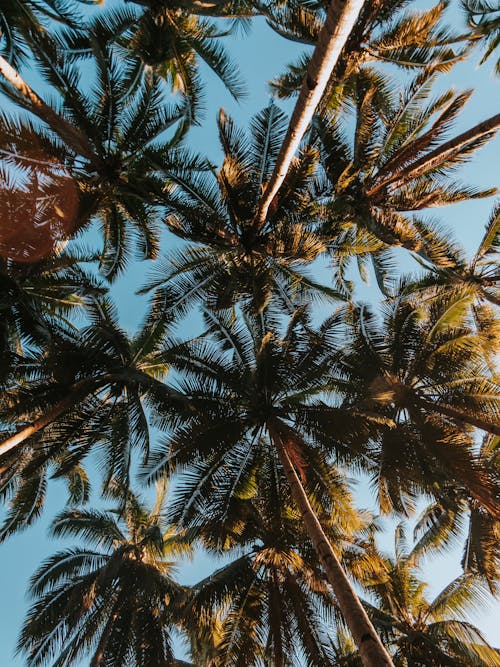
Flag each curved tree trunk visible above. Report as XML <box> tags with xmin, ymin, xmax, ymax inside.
<box><xmin>270</xmin><ymin>427</ymin><xmax>394</xmax><ymax>667</ymax></box>
<box><xmin>254</xmin><ymin>0</ymin><xmax>366</xmax><ymax>225</ymax></box>
<box><xmin>0</xmin><ymin>380</ymin><xmax>93</xmax><ymax>458</ymax></box>
<box><xmin>0</xmin><ymin>55</ymin><xmax>96</xmax><ymax>159</ymax></box>
<box><xmin>0</xmin><ymin>372</ymin><xmax>190</xmax><ymax>460</ymax></box>
<box><xmin>418</xmin><ymin>397</ymin><xmax>500</xmax><ymax>437</ymax></box>
<box><xmin>367</xmin><ymin>113</ymin><xmax>500</xmax><ymax>197</ymax></box>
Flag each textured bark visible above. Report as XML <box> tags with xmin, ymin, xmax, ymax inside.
<box><xmin>270</xmin><ymin>427</ymin><xmax>394</xmax><ymax>667</ymax></box>
<box><xmin>0</xmin><ymin>55</ymin><xmax>96</xmax><ymax>159</ymax></box>
<box><xmin>418</xmin><ymin>397</ymin><xmax>500</xmax><ymax>437</ymax></box>
<box><xmin>367</xmin><ymin>113</ymin><xmax>500</xmax><ymax>197</ymax></box>
<box><xmin>255</xmin><ymin>0</ymin><xmax>366</xmax><ymax>225</ymax></box>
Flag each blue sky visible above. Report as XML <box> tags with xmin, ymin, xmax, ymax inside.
<box><xmin>1</xmin><ymin>1</ymin><xmax>499</xmax><ymax>663</ymax></box>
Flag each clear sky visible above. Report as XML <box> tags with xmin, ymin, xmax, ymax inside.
<box><xmin>0</xmin><ymin>1</ymin><xmax>499</xmax><ymax>664</ymax></box>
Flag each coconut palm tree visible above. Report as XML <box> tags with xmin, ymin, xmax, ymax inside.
<box><xmin>0</xmin><ymin>247</ymin><xmax>104</xmax><ymax>381</ymax></box>
<box><xmin>63</xmin><ymin>0</ymin><xmax>248</xmax><ymax>124</ymax></box>
<box><xmin>270</xmin><ymin>1</ymin><xmax>469</xmax><ymax>104</ymax></box>
<box><xmin>314</xmin><ymin>71</ymin><xmax>498</xmax><ymax>288</ymax></box>
<box><xmin>0</xmin><ymin>0</ymin><xmax>78</xmax><ymax>64</ymax></box>
<box><xmin>143</xmin><ymin>306</ymin><xmax>404</xmax><ymax>666</ymax></box>
<box><xmin>176</xmin><ymin>422</ymin><xmax>389</xmax><ymax>667</ymax></box>
<box><xmin>401</xmin><ymin>201</ymin><xmax>500</xmax><ymax>308</ymax></box>
<box><xmin>0</xmin><ymin>299</ymin><xmax>187</xmax><ymax>538</ymax></box>
<box><xmin>186</xmin><ymin>471</ymin><xmax>364</xmax><ymax>667</ymax></box>
<box><xmin>359</xmin><ymin>525</ymin><xmax>500</xmax><ymax>666</ymax></box>
<box><xmin>412</xmin><ymin>434</ymin><xmax>499</xmax><ymax>595</ymax></box>
<box><xmin>332</xmin><ymin>292</ymin><xmax>500</xmax><ymax>518</ymax></box>
<box><xmin>18</xmin><ymin>481</ymin><xmax>193</xmax><ymax>667</ymax></box>
<box><xmin>141</xmin><ymin>104</ymin><xmax>342</xmax><ymax>315</ymax></box>
<box><xmin>397</xmin><ymin>203</ymin><xmax>500</xmax><ymax>371</ymax></box>
<box><xmin>464</xmin><ymin>0</ymin><xmax>500</xmax><ymax>74</ymax></box>
<box><xmin>0</xmin><ymin>34</ymin><xmax>199</xmax><ymax>275</ymax></box>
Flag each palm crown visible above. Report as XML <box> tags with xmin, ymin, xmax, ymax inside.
<box><xmin>0</xmin><ymin>247</ymin><xmax>104</xmax><ymax>378</ymax></box>
<box><xmin>0</xmin><ymin>299</ymin><xmax>186</xmax><ymax>537</ymax></box>
<box><xmin>0</xmin><ymin>34</ymin><xmax>198</xmax><ymax>276</ymax></box>
<box><xmin>18</xmin><ymin>482</ymin><xmax>192</xmax><ymax>667</ymax></box>
<box><xmin>314</xmin><ymin>71</ymin><xmax>497</xmax><ymax>290</ymax></box>
<box><xmin>359</xmin><ymin>525</ymin><xmax>500</xmax><ymax>666</ymax></box>
<box><xmin>142</xmin><ymin>104</ymin><xmax>342</xmax><ymax>315</ymax></box>
<box><xmin>332</xmin><ymin>292</ymin><xmax>500</xmax><ymax>515</ymax></box>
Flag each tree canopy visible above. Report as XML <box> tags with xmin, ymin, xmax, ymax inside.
<box><xmin>0</xmin><ymin>1</ymin><xmax>499</xmax><ymax>666</ymax></box>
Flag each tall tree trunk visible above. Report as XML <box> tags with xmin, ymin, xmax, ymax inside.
<box><xmin>0</xmin><ymin>380</ymin><xmax>93</xmax><ymax>458</ymax></box>
<box><xmin>418</xmin><ymin>397</ymin><xmax>500</xmax><ymax>437</ymax></box>
<box><xmin>254</xmin><ymin>0</ymin><xmax>366</xmax><ymax>225</ymax></box>
<box><xmin>367</xmin><ymin>113</ymin><xmax>500</xmax><ymax>198</ymax></box>
<box><xmin>269</xmin><ymin>427</ymin><xmax>394</xmax><ymax>667</ymax></box>
<box><xmin>0</xmin><ymin>55</ymin><xmax>96</xmax><ymax>159</ymax></box>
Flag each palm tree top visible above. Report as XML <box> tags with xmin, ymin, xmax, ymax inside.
<box><xmin>18</xmin><ymin>481</ymin><xmax>194</xmax><ymax>667</ymax></box>
<box><xmin>359</xmin><ymin>524</ymin><xmax>500</xmax><ymax>666</ymax></box>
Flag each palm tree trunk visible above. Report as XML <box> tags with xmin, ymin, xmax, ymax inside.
<box><xmin>0</xmin><ymin>55</ymin><xmax>96</xmax><ymax>159</ymax></box>
<box><xmin>270</xmin><ymin>428</ymin><xmax>394</xmax><ymax>667</ymax></box>
<box><xmin>418</xmin><ymin>397</ymin><xmax>500</xmax><ymax>437</ymax></box>
<box><xmin>90</xmin><ymin>607</ymin><xmax>121</xmax><ymax>667</ymax></box>
<box><xmin>0</xmin><ymin>381</ymin><xmax>93</xmax><ymax>458</ymax></box>
<box><xmin>254</xmin><ymin>0</ymin><xmax>365</xmax><ymax>225</ymax></box>
<box><xmin>367</xmin><ymin>113</ymin><xmax>500</xmax><ymax>197</ymax></box>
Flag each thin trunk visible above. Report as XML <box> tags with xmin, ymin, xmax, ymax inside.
<box><xmin>418</xmin><ymin>397</ymin><xmax>500</xmax><ymax>437</ymax></box>
<box><xmin>0</xmin><ymin>55</ymin><xmax>96</xmax><ymax>159</ymax></box>
<box><xmin>367</xmin><ymin>113</ymin><xmax>500</xmax><ymax>198</ymax></box>
<box><xmin>89</xmin><ymin>606</ymin><xmax>121</xmax><ymax>667</ymax></box>
<box><xmin>254</xmin><ymin>0</ymin><xmax>365</xmax><ymax>225</ymax></box>
<box><xmin>0</xmin><ymin>380</ymin><xmax>93</xmax><ymax>458</ymax></box>
<box><xmin>269</xmin><ymin>427</ymin><xmax>394</xmax><ymax>667</ymax></box>
<box><xmin>269</xmin><ymin>573</ymin><xmax>285</xmax><ymax>667</ymax></box>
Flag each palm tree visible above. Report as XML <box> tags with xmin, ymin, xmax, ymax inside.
<box><xmin>0</xmin><ymin>34</ymin><xmax>198</xmax><ymax>275</ymax></box>
<box><xmin>18</xmin><ymin>481</ymin><xmax>193</xmax><ymax>666</ymax></box>
<box><xmin>398</xmin><ymin>203</ymin><xmax>500</xmax><ymax>371</ymax></box>
<box><xmin>331</xmin><ymin>292</ymin><xmax>499</xmax><ymax>519</ymax></box>
<box><xmin>0</xmin><ymin>0</ymin><xmax>77</xmax><ymax>64</ymax></box>
<box><xmin>314</xmin><ymin>71</ymin><xmax>498</xmax><ymax>288</ymax></box>
<box><xmin>412</xmin><ymin>434</ymin><xmax>499</xmax><ymax>595</ymax></box>
<box><xmin>141</xmin><ymin>104</ymin><xmax>341</xmax><ymax>315</ymax></box>
<box><xmin>144</xmin><ymin>306</ymin><xmax>398</xmax><ymax>666</ymax></box>
<box><xmin>64</xmin><ymin>0</ymin><xmax>247</xmax><ymax>123</ymax></box>
<box><xmin>270</xmin><ymin>1</ymin><xmax>469</xmax><ymax>103</ymax></box>
<box><xmin>0</xmin><ymin>247</ymin><xmax>104</xmax><ymax>381</ymax></box>
<box><xmin>464</xmin><ymin>0</ymin><xmax>500</xmax><ymax>74</ymax></box>
<box><xmin>178</xmin><ymin>436</ymin><xmax>371</xmax><ymax>666</ymax></box>
<box><xmin>401</xmin><ymin>202</ymin><xmax>500</xmax><ymax>308</ymax></box>
<box><xmin>0</xmin><ymin>299</ymin><xmax>186</xmax><ymax>537</ymax></box>
<box><xmin>274</xmin><ymin>53</ymin><xmax>498</xmax><ymax>296</ymax></box>
<box><xmin>359</xmin><ymin>525</ymin><xmax>500</xmax><ymax>666</ymax></box>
